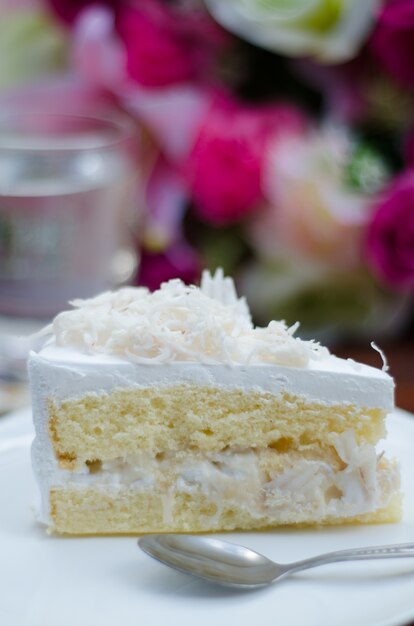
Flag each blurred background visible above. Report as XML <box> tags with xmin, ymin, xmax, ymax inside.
<box><xmin>1</xmin><ymin>0</ymin><xmax>414</xmax><ymax>413</ymax></box>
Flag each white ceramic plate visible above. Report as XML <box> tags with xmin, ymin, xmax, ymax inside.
<box><xmin>1</xmin><ymin>408</ymin><xmax>414</xmax><ymax>626</ymax></box>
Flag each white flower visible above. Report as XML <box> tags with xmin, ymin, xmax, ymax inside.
<box><xmin>251</xmin><ymin>125</ymin><xmax>374</xmax><ymax>269</ymax></box>
<box><xmin>203</xmin><ymin>0</ymin><xmax>381</xmax><ymax>63</ymax></box>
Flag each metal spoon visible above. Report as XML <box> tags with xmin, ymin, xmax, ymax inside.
<box><xmin>138</xmin><ymin>534</ymin><xmax>414</xmax><ymax>588</ymax></box>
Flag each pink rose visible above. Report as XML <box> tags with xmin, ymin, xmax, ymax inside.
<box><xmin>371</xmin><ymin>0</ymin><xmax>414</xmax><ymax>89</ymax></box>
<box><xmin>366</xmin><ymin>171</ymin><xmax>414</xmax><ymax>290</ymax></box>
<box><xmin>144</xmin><ymin>156</ymin><xmax>188</xmax><ymax>250</ymax></box>
<box><xmin>184</xmin><ymin>94</ymin><xmax>305</xmax><ymax>225</ymax></box>
<box><xmin>116</xmin><ymin>1</ymin><xmax>228</xmax><ymax>88</ymax></box>
<box><xmin>123</xmin><ymin>85</ymin><xmax>211</xmax><ymax>162</ymax></box>
<box><xmin>72</xmin><ymin>9</ymin><xmax>214</xmax><ymax>157</ymax></box>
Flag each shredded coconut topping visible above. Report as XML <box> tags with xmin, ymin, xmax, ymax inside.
<box><xmin>370</xmin><ymin>341</ymin><xmax>389</xmax><ymax>372</ymax></box>
<box><xmin>40</xmin><ymin>269</ymin><xmax>329</xmax><ymax>366</ymax></box>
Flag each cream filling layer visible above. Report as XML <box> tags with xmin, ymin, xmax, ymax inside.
<box><xmin>35</xmin><ymin>432</ymin><xmax>399</xmax><ymax>525</ymax></box>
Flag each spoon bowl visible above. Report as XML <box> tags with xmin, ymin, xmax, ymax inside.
<box><xmin>139</xmin><ymin>534</ymin><xmax>281</xmax><ymax>587</ymax></box>
<box><xmin>138</xmin><ymin>535</ymin><xmax>414</xmax><ymax>588</ymax></box>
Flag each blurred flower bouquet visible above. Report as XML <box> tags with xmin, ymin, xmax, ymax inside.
<box><xmin>9</xmin><ymin>0</ymin><xmax>414</xmax><ymax>338</ymax></box>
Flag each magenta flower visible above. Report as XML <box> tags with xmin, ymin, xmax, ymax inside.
<box><xmin>371</xmin><ymin>0</ymin><xmax>414</xmax><ymax>90</ymax></box>
<box><xmin>366</xmin><ymin>171</ymin><xmax>414</xmax><ymax>290</ymax></box>
<box><xmin>405</xmin><ymin>129</ymin><xmax>414</xmax><ymax>166</ymax></box>
<box><xmin>116</xmin><ymin>0</ymin><xmax>228</xmax><ymax>88</ymax></box>
<box><xmin>50</xmin><ymin>0</ymin><xmax>228</xmax><ymax>88</ymax></box>
<box><xmin>137</xmin><ymin>244</ymin><xmax>201</xmax><ymax>291</ymax></box>
<box><xmin>184</xmin><ymin>93</ymin><xmax>305</xmax><ymax>226</ymax></box>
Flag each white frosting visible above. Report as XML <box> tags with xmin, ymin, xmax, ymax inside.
<box><xmin>37</xmin><ymin>269</ymin><xmax>329</xmax><ymax>367</ymax></box>
<box><xmin>28</xmin><ymin>345</ymin><xmax>394</xmax><ymax>409</ymax></box>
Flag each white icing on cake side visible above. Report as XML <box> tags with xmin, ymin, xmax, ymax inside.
<box><xmin>29</xmin><ymin>346</ymin><xmax>394</xmax><ymax>409</ymax></box>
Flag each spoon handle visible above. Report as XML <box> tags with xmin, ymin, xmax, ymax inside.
<box><xmin>286</xmin><ymin>542</ymin><xmax>414</xmax><ymax>576</ymax></box>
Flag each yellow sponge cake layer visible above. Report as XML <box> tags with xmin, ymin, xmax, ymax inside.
<box><xmin>48</xmin><ymin>386</ymin><xmax>386</xmax><ymax>470</ymax></box>
<box><xmin>50</xmin><ymin>488</ymin><xmax>402</xmax><ymax>535</ymax></box>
